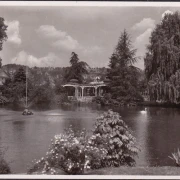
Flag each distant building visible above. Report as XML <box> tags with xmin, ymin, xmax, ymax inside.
<box><xmin>0</xmin><ymin>69</ymin><xmax>9</xmax><ymax>85</ymax></box>
<box><xmin>63</xmin><ymin>77</ymin><xmax>109</xmax><ymax>102</ymax></box>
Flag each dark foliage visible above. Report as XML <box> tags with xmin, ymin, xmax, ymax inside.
<box><xmin>0</xmin><ymin>145</ymin><xmax>11</xmax><ymax>174</ymax></box>
<box><xmin>14</xmin><ymin>67</ymin><xmax>26</xmax><ymax>83</ymax></box>
<box><xmin>0</xmin><ymin>17</ymin><xmax>7</xmax><ymax>68</ymax></box>
<box><xmin>64</xmin><ymin>52</ymin><xmax>89</xmax><ymax>83</ymax></box>
<box><xmin>0</xmin><ymin>17</ymin><xmax>7</xmax><ymax>51</ymax></box>
<box><xmin>0</xmin><ymin>159</ymin><xmax>11</xmax><ymax>174</ymax></box>
<box><xmin>107</xmin><ymin>30</ymin><xmax>143</xmax><ymax>104</ymax></box>
<box><xmin>145</xmin><ymin>11</ymin><xmax>180</xmax><ymax>104</ymax></box>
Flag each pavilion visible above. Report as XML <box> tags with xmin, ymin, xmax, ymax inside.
<box><xmin>63</xmin><ymin>78</ymin><xmax>110</xmax><ymax>102</ymax></box>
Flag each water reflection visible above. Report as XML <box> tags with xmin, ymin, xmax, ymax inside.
<box><xmin>146</xmin><ymin>108</ymin><xmax>180</xmax><ymax>166</ymax></box>
<box><xmin>137</xmin><ymin>108</ymin><xmax>151</xmax><ymax>166</ymax></box>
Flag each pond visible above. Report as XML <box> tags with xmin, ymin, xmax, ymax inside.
<box><xmin>0</xmin><ymin>103</ymin><xmax>180</xmax><ymax>173</ymax></box>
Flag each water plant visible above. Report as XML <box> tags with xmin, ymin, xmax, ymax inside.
<box><xmin>169</xmin><ymin>149</ymin><xmax>180</xmax><ymax>166</ymax></box>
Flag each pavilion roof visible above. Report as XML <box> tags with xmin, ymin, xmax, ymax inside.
<box><xmin>63</xmin><ymin>82</ymin><xmax>108</xmax><ymax>87</ymax></box>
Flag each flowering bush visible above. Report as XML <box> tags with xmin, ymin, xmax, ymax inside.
<box><xmin>28</xmin><ymin>110</ymin><xmax>138</xmax><ymax>174</ymax></box>
<box><xmin>92</xmin><ymin>109</ymin><xmax>139</xmax><ymax>167</ymax></box>
<box><xmin>28</xmin><ymin>127</ymin><xmax>107</xmax><ymax>175</ymax></box>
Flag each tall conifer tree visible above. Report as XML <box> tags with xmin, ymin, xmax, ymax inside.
<box><xmin>108</xmin><ymin>30</ymin><xmax>141</xmax><ymax>103</ymax></box>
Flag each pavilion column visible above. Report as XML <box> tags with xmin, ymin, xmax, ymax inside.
<box><xmin>82</xmin><ymin>87</ymin><xmax>84</xmax><ymax>98</ymax></box>
<box><xmin>75</xmin><ymin>86</ymin><xmax>78</xmax><ymax>98</ymax></box>
<box><xmin>81</xmin><ymin>86</ymin><xmax>84</xmax><ymax>98</ymax></box>
<box><xmin>95</xmin><ymin>87</ymin><xmax>98</xmax><ymax>97</ymax></box>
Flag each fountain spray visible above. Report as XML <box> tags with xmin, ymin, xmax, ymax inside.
<box><xmin>22</xmin><ymin>64</ymin><xmax>33</xmax><ymax>115</ymax></box>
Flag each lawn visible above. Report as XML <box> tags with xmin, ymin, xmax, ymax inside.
<box><xmin>31</xmin><ymin>166</ymin><xmax>180</xmax><ymax>175</ymax></box>
<box><xmin>86</xmin><ymin>166</ymin><xmax>180</xmax><ymax>175</ymax></box>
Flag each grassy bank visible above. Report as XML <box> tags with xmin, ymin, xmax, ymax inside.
<box><xmin>138</xmin><ymin>101</ymin><xmax>180</xmax><ymax>108</ymax></box>
<box><xmin>31</xmin><ymin>166</ymin><xmax>180</xmax><ymax>175</ymax></box>
<box><xmin>86</xmin><ymin>166</ymin><xmax>180</xmax><ymax>175</ymax></box>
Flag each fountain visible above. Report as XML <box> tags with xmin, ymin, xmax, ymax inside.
<box><xmin>22</xmin><ymin>65</ymin><xmax>33</xmax><ymax>116</ymax></box>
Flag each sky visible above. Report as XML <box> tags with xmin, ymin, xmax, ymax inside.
<box><xmin>0</xmin><ymin>5</ymin><xmax>179</xmax><ymax>69</ymax></box>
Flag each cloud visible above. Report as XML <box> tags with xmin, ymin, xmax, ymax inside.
<box><xmin>133</xmin><ymin>28</ymin><xmax>153</xmax><ymax>69</ymax></box>
<box><xmin>162</xmin><ymin>10</ymin><xmax>173</xmax><ymax>19</ymax></box>
<box><xmin>37</xmin><ymin>25</ymin><xmax>103</xmax><ymax>54</ymax></box>
<box><xmin>82</xmin><ymin>45</ymin><xmax>103</xmax><ymax>54</ymax></box>
<box><xmin>11</xmin><ymin>51</ymin><xmax>58</xmax><ymax>67</ymax></box>
<box><xmin>132</xmin><ymin>18</ymin><xmax>155</xmax><ymax>32</ymax></box>
<box><xmin>52</xmin><ymin>36</ymin><xmax>79</xmax><ymax>51</ymax></box>
<box><xmin>37</xmin><ymin>25</ymin><xmax>66</xmax><ymax>39</ymax></box>
<box><xmin>37</xmin><ymin>25</ymin><xmax>80</xmax><ymax>51</ymax></box>
<box><xmin>135</xmin><ymin>28</ymin><xmax>152</xmax><ymax>46</ymax></box>
<box><xmin>132</xmin><ymin>17</ymin><xmax>156</xmax><ymax>69</ymax></box>
<box><xmin>5</xmin><ymin>20</ymin><xmax>21</xmax><ymax>45</ymax></box>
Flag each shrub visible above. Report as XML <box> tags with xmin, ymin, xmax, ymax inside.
<box><xmin>29</xmin><ymin>110</ymin><xmax>139</xmax><ymax>174</ymax></box>
<box><xmin>28</xmin><ymin>127</ymin><xmax>107</xmax><ymax>175</ymax></box>
<box><xmin>169</xmin><ymin>149</ymin><xmax>180</xmax><ymax>166</ymax></box>
<box><xmin>92</xmin><ymin>109</ymin><xmax>139</xmax><ymax>167</ymax></box>
<box><xmin>55</xmin><ymin>93</ymin><xmax>70</xmax><ymax>105</ymax></box>
<box><xmin>0</xmin><ymin>158</ymin><xmax>11</xmax><ymax>174</ymax></box>
<box><xmin>93</xmin><ymin>93</ymin><xmax>141</xmax><ymax>107</ymax></box>
<box><xmin>92</xmin><ymin>93</ymin><xmax>113</xmax><ymax>106</ymax></box>
<box><xmin>93</xmin><ymin>94</ymin><xmax>126</xmax><ymax>106</ymax></box>
<box><xmin>0</xmin><ymin>147</ymin><xmax>11</xmax><ymax>174</ymax></box>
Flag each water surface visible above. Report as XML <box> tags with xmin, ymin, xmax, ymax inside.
<box><xmin>0</xmin><ymin>104</ymin><xmax>180</xmax><ymax>173</ymax></box>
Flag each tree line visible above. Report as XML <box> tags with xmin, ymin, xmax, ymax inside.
<box><xmin>1</xmin><ymin>12</ymin><xmax>180</xmax><ymax>106</ymax></box>
<box><xmin>0</xmin><ymin>16</ymin><xmax>144</xmax><ymax>106</ymax></box>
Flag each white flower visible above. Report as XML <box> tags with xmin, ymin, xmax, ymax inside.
<box><xmin>85</xmin><ymin>160</ymin><xmax>89</xmax><ymax>166</ymax></box>
<box><xmin>74</xmin><ymin>139</ymin><xmax>79</xmax><ymax>144</ymax></box>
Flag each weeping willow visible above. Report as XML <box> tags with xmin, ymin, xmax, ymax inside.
<box><xmin>145</xmin><ymin>11</ymin><xmax>180</xmax><ymax>104</ymax></box>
